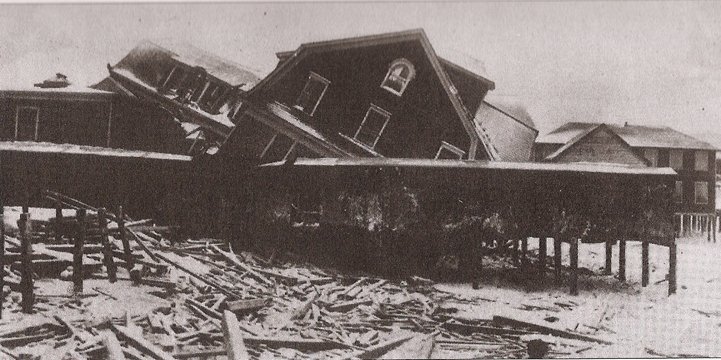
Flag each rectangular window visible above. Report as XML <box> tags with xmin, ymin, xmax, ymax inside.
<box><xmin>295</xmin><ymin>72</ymin><xmax>329</xmax><ymax>116</ymax></box>
<box><xmin>435</xmin><ymin>141</ymin><xmax>465</xmax><ymax>159</ymax></box>
<box><xmin>695</xmin><ymin>150</ymin><xmax>708</xmax><ymax>171</ymax></box>
<box><xmin>15</xmin><ymin>106</ymin><xmax>39</xmax><ymax>141</ymax></box>
<box><xmin>644</xmin><ymin>148</ymin><xmax>658</xmax><ymax>167</ymax></box>
<box><xmin>354</xmin><ymin>104</ymin><xmax>391</xmax><ymax>149</ymax></box>
<box><xmin>669</xmin><ymin>150</ymin><xmax>684</xmax><ymax>170</ymax></box>
<box><xmin>695</xmin><ymin>181</ymin><xmax>709</xmax><ymax>204</ymax></box>
<box><xmin>673</xmin><ymin>180</ymin><xmax>683</xmax><ymax>204</ymax></box>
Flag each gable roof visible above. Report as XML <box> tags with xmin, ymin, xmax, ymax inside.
<box><xmin>254</xmin><ymin>28</ymin><xmax>496</xmax><ymax>160</ymax></box>
<box><xmin>544</xmin><ymin>123</ymin><xmax>650</xmax><ymax>166</ymax></box>
<box><xmin>473</xmin><ymin>101</ymin><xmax>538</xmax><ymax>162</ymax></box>
<box><xmin>537</xmin><ymin>122</ymin><xmax>717</xmax><ymax>151</ymax></box>
<box><xmin>483</xmin><ymin>93</ymin><xmax>536</xmax><ymax>130</ymax></box>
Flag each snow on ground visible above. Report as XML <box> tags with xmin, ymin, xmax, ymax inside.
<box><xmin>436</xmin><ymin>236</ymin><xmax>721</xmax><ymax>357</ymax></box>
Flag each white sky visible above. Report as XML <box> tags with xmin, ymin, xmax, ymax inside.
<box><xmin>1</xmin><ymin>2</ymin><xmax>721</xmax><ymax>138</ymax></box>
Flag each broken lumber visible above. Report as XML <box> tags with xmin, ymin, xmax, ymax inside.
<box><xmin>492</xmin><ymin>315</ymin><xmax>613</xmax><ymax>344</ymax></box>
<box><xmin>291</xmin><ymin>292</ymin><xmax>319</xmax><ymax>320</ymax></box>
<box><xmin>381</xmin><ymin>333</ymin><xmax>436</xmax><ymax>359</ymax></box>
<box><xmin>243</xmin><ymin>336</ymin><xmax>348</xmax><ymax>351</ymax></box>
<box><xmin>340</xmin><ymin>335</ymin><xmax>415</xmax><ymax>359</ymax></box>
<box><xmin>111</xmin><ymin>324</ymin><xmax>175</xmax><ymax>360</ymax></box>
<box><xmin>442</xmin><ymin>320</ymin><xmax>532</xmax><ymax>336</ymax></box>
<box><xmin>211</xmin><ymin>245</ymin><xmax>272</xmax><ymax>286</ymax></box>
<box><xmin>153</xmin><ymin>252</ymin><xmax>237</xmax><ymax>297</ymax></box>
<box><xmin>327</xmin><ymin>298</ymin><xmax>373</xmax><ymax>313</ymax></box>
<box><xmin>100</xmin><ymin>329</ymin><xmax>126</xmax><ymax>360</ymax></box>
<box><xmin>222</xmin><ymin>310</ymin><xmax>250</xmax><ymax>360</ymax></box>
<box><xmin>226</xmin><ymin>298</ymin><xmax>269</xmax><ymax>313</ymax></box>
<box><xmin>74</xmin><ymin>209</ymin><xmax>86</xmax><ymax>294</ymax></box>
<box><xmin>99</xmin><ymin>208</ymin><xmax>117</xmax><ymax>283</ymax></box>
<box><xmin>118</xmin><ymin>206</ymin><xmax>134</xmax><ymax>270</ymax></box>
<box><xmin>19</xmin><ymin>213</ymin><xmax>33</xmax><ymax>313</ymax></box>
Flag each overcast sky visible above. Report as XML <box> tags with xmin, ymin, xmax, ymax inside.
<box><xmin>1</xmin><ymin>2</ymin><xmax>721</xmax><ymax>138</ymax></box>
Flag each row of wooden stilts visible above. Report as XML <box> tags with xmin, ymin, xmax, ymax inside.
<box><xmin>494</xmin><ymin>237</ymin><xmax>678</xmax><ymax>296</ymax></box>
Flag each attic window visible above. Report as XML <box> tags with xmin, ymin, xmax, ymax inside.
<box><xmin>381</xmin><ymin>59</ymin><xmax>415</xmax><ymax>96</ymax></box>
<box><xmin>435</xmin><ymin>141</ymin><xmax>465</xmax><ymax>159</ymax></box>
<box><xmin>354</xmin><ymin>104</ymin><xmax>391</xmax><ymax>149</ymax></box>
<box><xmin>295</xmin><ymin>72</ymin><xmax>329</xmax><ymax>116</ymax></box>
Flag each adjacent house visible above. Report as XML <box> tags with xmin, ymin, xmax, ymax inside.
<box><xmin>98</xmin><ymin>40</ymin><xmax>262</xmax><ymax>155</ymax></box>
<box><xmin>535</xmin><ymin>122</ymin><xmax>717</xmax><ymax>238</ymax></box>
<box><xmin>219</xmin><ymin>29</ymin><xmax>538</xmax><ymax>165</ymax></box>
<box><xmin>0</xmin><ymin>74</ymin><xmax>115</xmax><ymax>147</ymax></box>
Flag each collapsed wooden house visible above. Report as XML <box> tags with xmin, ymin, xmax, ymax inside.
<box><xmin>243</xmin><ymin>157</ymin><xmax>678</xmax><ymax>295</ymax></box>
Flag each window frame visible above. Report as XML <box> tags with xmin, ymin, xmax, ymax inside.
<box><xmin>435</xmin><ymin>141</ymin><xmax>466</xmax><ymax>160</ymax></box>
<box><xmin>15</xmin><ymin>106</ymin><xmax>40</xmax><ymax>141</ymax></box>
<box><xmin>294</xmin><ymin>72</ymin><xmax>330</xmax><ymax>116</ymax></box>
<box><xmin>669</xmin><ymin>149</ymin><xmax>684</xmax><ymax>170</ymax></box>
<box><xmin>694</xmin><ymin>150</ymin><xmax>708</xmax><ymax>172</ymax></box>
<box><xmin>694</xmin><ymin>181</ymin><xmax>709</xmax><ymax>205</ymax></box>
<box><xmin>380</xmin><ymin>58</ymin><xmax>416</xmax><ymax>96</ymax></box>
<box><xmin>353</xmin><ymin>104</ymin><xmax>391</xmax><ymax>149</ymax></box>
<box><xmin>673</xmin><ymin>180</ymin><xmax>683</xmax><ymax>204</ymax></box>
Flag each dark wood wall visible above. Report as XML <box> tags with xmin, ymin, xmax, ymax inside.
<box><xmin>254</xmin><ymin>41</ymin><xmax>484</xmax><ymax>159</ymax></box>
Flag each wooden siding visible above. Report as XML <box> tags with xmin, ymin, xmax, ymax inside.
<box><xmin>552</xmin><ymin>127</ymin><xmax>647</xmax><ymax>166</ymax></box>
<box><xmin>253</xmin><ymin>41</ymin><xmax>477</xmax><ymax>159</ymax></box>
<box><xmin>475</xmin><ymin>102</ymin><xmax>536</xmax><ymax>162</ymax></box>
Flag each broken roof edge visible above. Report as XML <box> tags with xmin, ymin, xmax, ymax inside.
<box><xmin>0</xmin><ymin>141</ymin><xmax>192</xmax><ymax>162</ymax></box>
<box><xmin>544</xmin><ymin>124</ymin><xmax>651</xmax><ymax>166</ymax></box>
<box><xmin>258</xmin><ymin>157</ymin><xmax>677</xmax><ymax>176</ymax></box>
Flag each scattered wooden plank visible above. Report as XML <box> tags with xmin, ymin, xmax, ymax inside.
<box><xmin>492</xmin><ymin>316</ymin><xmax>613</xmax><ymax>345</ymax></box>
<box><xmin>291</xmin><ymin>292</ymin><xmax>319</xmax><ymax>320</ymax></box>
<box><xmin>226</xmin><ymin>298</ymin><xmax>269</xmax><ymax>313</ymax></box>
<box><xmin>111</xmin><ymin>324</ymin><xmax>175</xmax><ymax>360</ymax></box>
<box><xmin>339</xmin><ymin>335</ymin><xmax>414</xmax><ymax>359</ymax></box>
<box><xmin>210</xmin><ymin>245</ymin><xmax>272</xmax><ymax>286</ymax></box>
<box><xmin>101</xmin><ymin>329</ymin><xmax>126</xmax><ymax>360</ymax></box>
<box><xmin>153</xmin><ymin>252</ymin><xmax>237</xmax><ymax>297</ymax></box>
<box><xmin>327</xmin><ymin>299</ymin><xmax>373</xmax><ymax>313</ymax></box>
<box><xmin>243</xmin><ymin>336</ymin><xmax>348</xmax><ymax>351</ymax></box>
<box><xmin>442</xmin><ymin>320</ymin><xmax>532</xmax><ymax>336</ymax></box>
<box><xmin>222</xmin><ymin>310</ymin><xmax>250</xmax><ymax>360</ymax></box>
<box><xmin>381</xmin><ymin>333</ymin><xmax>435</xmax><ymax>359</ymax></box>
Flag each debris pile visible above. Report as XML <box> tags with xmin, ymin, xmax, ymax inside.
<box><xmin>0</xmin><ymin>192</ymin><xmax>613</xmax><ymax>359</ymax></box>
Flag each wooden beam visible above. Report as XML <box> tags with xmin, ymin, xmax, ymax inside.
<box><xmin>554</xmin><ymin>237</ymin><xmax>562</xmax><ymax>284</ymax></box>
<box><xmin>222</xmin><ymin>310</ymin><xmax>250</xmax><ymax>360</ymax></box>
<box><xmin>538</xmin><ymin>237</ymin><xmax>547</xmax><ymax>279</ymax></box>
<box><xmin>604</xmin><ymin>239</ymin><xmax>612</xmax><ymax>275</ymax></box>
<box><xmin>619</xmin><ymin>239</ymin><xmax>626</xmax><ymax>282</ymax></box>
<box><xmin>492</xmin><ymin>316</ymin><xmax>613</xmax><ymax>345</ymax></box>
<box><xmin>99</xmin><ymin>208</ymin><xmax>117</xmax><ymax>283</ymax></box>
<box><xmin>511</xmin><ymin>238</ymin><xmax>518</xmax><ymax>266</ymax></box>
<box><xmin>642</xmin><ymin>236</ymin><xmax>649</xmax><ymax>287</ymax></box>
<box><xmin>54</xmin><ymin>198</ymin><xmax>62</xmax><ymax>243</ymax></box>
<box><xmin>669</xmin><ymin>240</ymin><xmax>677</xmax><ymax>296</ymax></box>
<box><xmin>118</xmin><ymin>206</ymin><xmax>134</xmax><ymax>271</ymax></box>
<box><xmin>112</xmin><ymin>324</ymin><xmax>175</xmax><ymax>360</ymax></box>
<box><xmin>570</xmin><ymin>238</ymin><xmax>578</xmax><ymax>296</ymax></box>
<box><xmin>340</xmin><ymin>335</ymin><xmax>414</xmax><ymax>360</ymax></box>
<box><xmin>0</xmin><ymin>205</ymin><xmax>4</xmax><ymax>319</ymax></box>
<box><xmin>521</xmin><ymin>238</ymin><xmax>528</xmax><ymax>268</ymax></box>
<box><xmin>100</xmin><ymin>329</ymin><xmax>126</xmax><ymax>360</ymax></box>
<box><xmin>74</xmin><ymin>209</ymin><xmax>86</xmax><ymax>295</ymax></box>
<box><xmin>19</xmin><ymin>213</ymin><xmax>33</xmax><ymax>313</ymax></box>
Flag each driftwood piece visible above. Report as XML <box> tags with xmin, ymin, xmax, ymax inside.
<box><xmin>222</xmin><ymin>310</ymin><xmax>250</xmax><ymax>360</ymax></box>
<box><xmin>111</xmin><ymin>324</ymin><xmax>175</xmax><ymax>360</ymax></box>
<box><xmin>492</xmin><ymin>315</ymin><xmax>613</xmax><ymax>344</ymax></box>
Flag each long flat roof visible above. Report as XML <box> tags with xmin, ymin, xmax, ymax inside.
<box><xmin>0</xmin><ymin>141</ymin><xmax>192</xmax><ymax>162</ymax></box>
<box><xmin>260</xmin><ymin>158</ymin><xmax>677</xmax><ymax>176</ymax></box>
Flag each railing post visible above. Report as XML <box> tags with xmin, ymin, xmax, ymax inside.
<box><xmin>570</xmin><ymin>238</ymin><xmax>579</xmax><ymax>295</ymax></box>
<box><xmin>118</xmin><ymin>206</ymin><xmax>134</xmax><ymax>270</ymax></box>
<box><xmin>619</xmin><ymin>239</ymin><xmax>626</xmax><ymax>282</ymax></box>
<box><xmin>668</xmin><ymin>239</ymin><xmax>677</xmax><ymax>296</ymax></box>
<box><xmin>604</xmin><ymin>239</ymin><xmax>612</xmax><ymax>275</ymax></box>
<box><xmin>641</xmin><ymin>236</ymin><xmax>649</xmax><ymax>287</ymax></box>
<box><xmin>554</xmin><ymin>237</ymin><xmax>562</xmax><ymax>284</ymax></box>
<box><xmin>538</xmin><ymin>237</ymin><xmax>547</xmax><ymax>279</ymax></box>
<box><xmin>98</xmin><ymin>208</ymin><xmax>117</xmax><ymax>283</ymax></box>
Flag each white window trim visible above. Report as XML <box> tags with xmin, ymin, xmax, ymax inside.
<box><xmin>295</xmin><ymin>72</ymin><xmax>330</xmax><ymax>116</ymax></box>
<box><xmin>354</xmin><ymin>104</ymin><xmax>391</xmax><ymax>149</ymax></box>
<box><xmin>435</xmin><ymin>141</ymin><xmax>466</xmax><ymax>159</ymax></box>
<box><xmin>694</xmin><ymin>181</ymin><xmax>709</xmax><ymax>205</ymax></box>
<box><xmin>381</xmin><ymin>58</ymin><xmax>416</xmax><ymax>96</ymax></box>
<box><xmin>15</xmin><ymin>106</ymin><xmax>40</xmax><ymax>141</ymax></box>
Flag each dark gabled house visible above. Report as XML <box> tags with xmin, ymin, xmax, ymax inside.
<box><xmin>97</xmin><ymin>40</ymin><xmax>261</xmax><ymax>155</ymax></box>
<box><xmin>219</xmin><ymin>29</ymin><xmax>538</xmax><ymax>165</ymax></box>
<box><xmin>0</xmin><ymin>74</ymin><xmax>115</xmax><ymax>147</ymax></box>
<box><xmin>536</xmin><ymin>121</ymin><xmax>718</xmax><ymax>238</ymax></box>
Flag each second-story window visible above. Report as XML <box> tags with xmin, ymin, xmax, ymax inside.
<box><xmin>381</xmin><ymin>59</ymin><xmax>415</xmax><ymax>96</ymax></box>
<box><xmin>354</xmin><ymin>104</ymin><xmax>391</xmax><ymax>149</ymax></box>
<box><xmin>435</xmin><ymin>141</ymin><xmax>466</xmax><ymax>159</ymax></box>
<box><xmin>695</xmin><ymin>181</ymin><xmax>709</xmax><ymax>204</ymax></box>
<box><xmin>644</xmin><ymin>148</ymin><xmax>658</xmax><ymax>167</ymax></box>
<box><xmin>669</xmin><ymin>149</ymin><xmax>684</xmax><ymax>170</ymax></box>
<box><xmin>695</xmin><ymin>150</ymin><xmax>708</xmax><ymax>171</ymax></box>
<box><xmin>673</xmin><ymin>180</ymin><xmax>683</xmax><ymax>204</ymax></box>
<box><xmin>15</xmin><ymin>106</ymin><xmax>40</xmax><ymax>141</ymax></box>
<box><xmin>295</xmin><ymin>72</ymin><xmax>329</xmax><ymax>116</ymax></box>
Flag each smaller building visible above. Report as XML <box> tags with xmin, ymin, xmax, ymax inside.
<box><xmin>0</xmin><ymin>75</ymin><xmax>114</xmax><ymax>147</ymax></box>
<box><xmin>535</xmin><ymin>122</ymin><xmax>718</xmax><ymax>238</ymax></box>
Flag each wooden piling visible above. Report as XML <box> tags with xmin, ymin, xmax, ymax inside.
<box><xmin>118</xmin><ymin>206</ymin><xmax>134</xmax><ymax>270</ymax></box>
<box><xmin>668</xmin><ymin>240</ymin><xmax>677</xmax><ymax>296</ymax></box>
<box><xmin>604</xmin><ymin>239</ymin><xmax>612</xmax><ymax>275</ymax></box>
<box><xmin>55</xmin><ymin>198</ymin><xmax>63</xmax><ymax>243</ymax></box>
<box><xmin>521</xmin><ymin>238</ymin><xmax>528</xmax><ymax>268</ymax></box>
<box><xmin>707</xmin><ymin>215</ymin><xmax>712</xmax><ymax>242</ymax></box>
<box><xmin>641</xmin><ymin>236</ymin><xmax>649</xmax><ymax>287</ymax></box>
<box><xmin>19</xmin><ymin>213</ymin><xmax>33</xmax><ymax>313</ymax></box>
<box><xmin>619</xmin><ymin>239</ymin><xmax>626</xmax><ymax>282</ymax></box>
<box><xmin>679</xmin><ymin>215</ymin><xmax>684</xmax><ymax>237</ymax></box>
<box><xmin>570</xmin><ymin>238</ymin><xmax>578</xmax><ymax>295</ymax></box>
<box><xmin>98</xmin><ymin>208</ymin><xmax>117</xmax><ymax>283</ymax></box>
<box><xmin>0</xmin><ymin>205</ymin><xmax>4</xmax><ymax>319</ymax></box>
<box><xmin>538</xmin><ymin>237</ymin><xmax>547</xmax><ymax>278</ymax></box>
<box><xmin>74</xmin><ymin>209</ymin><xmax>86</xmax><ymax>294</ymax></box>
<box><xmin>511</xmin><ymin>238</ymin><xmax>518</xmax><ymax>267</ymax></box>
<box><xmin>714</xmin><ymin>215</ymin><xmax>717</xmax><ymax>243</ymax></box>
<box><xmin>554</xmin><ymin>238</ymin><xmax>562</xmax><ymax>284</ymax></box>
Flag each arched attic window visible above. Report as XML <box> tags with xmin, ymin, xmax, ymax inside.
<box><xmin>381</xmin><ymin>59</ymin><xmax>415</xmax><ymax>96</ymax></box>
